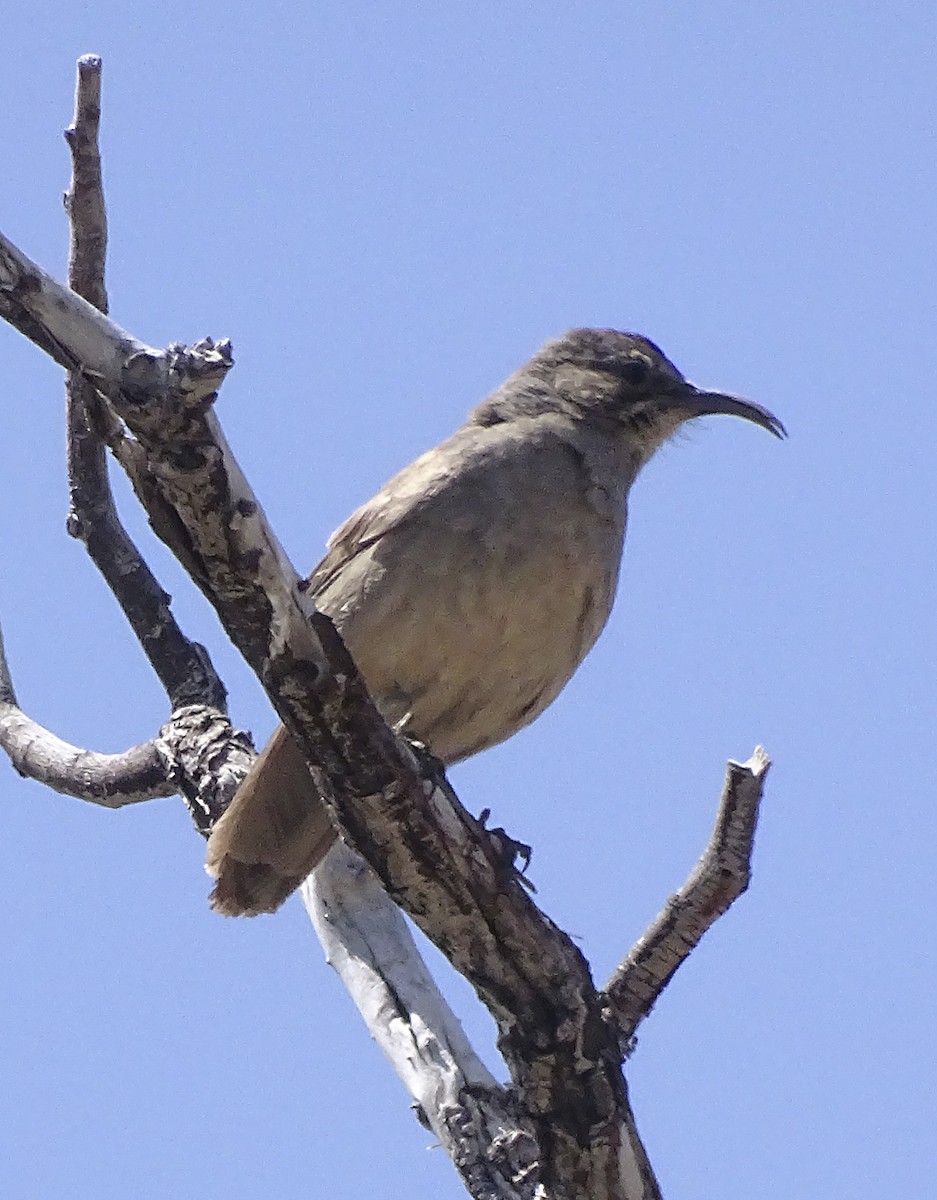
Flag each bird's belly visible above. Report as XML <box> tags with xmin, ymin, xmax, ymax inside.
<box><xmin>330</xmin><ymin>516</ymin><xmax>621</xmax><ymax>764</ymax></box>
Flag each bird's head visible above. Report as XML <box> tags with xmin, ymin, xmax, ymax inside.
<box><xmin>522</xmin><ymin>328</ymin><xmax>785</xmax><ymax>462</ymax></box>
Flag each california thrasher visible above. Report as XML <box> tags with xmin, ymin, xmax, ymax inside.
<box><xmin>206</xmin><ymin>328</ymin><xmax>783</xmax><ymax>915</ymax></box>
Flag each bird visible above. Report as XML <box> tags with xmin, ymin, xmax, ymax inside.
<box><xmin>206</xmin><ymin>328</ymin><xmax>784</xmax><ymax>915</ymax></box>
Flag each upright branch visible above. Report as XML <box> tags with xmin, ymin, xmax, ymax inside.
<box><xmin>63</xmin><ymin>55</ymin><xmax>227</xmax><ymax>716</ymax></box>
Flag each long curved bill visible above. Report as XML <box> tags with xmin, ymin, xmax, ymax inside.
<box><xmin>684</xmin><ymin>386</ymin><xmax>786</xmax><ymax>439</ymax></box>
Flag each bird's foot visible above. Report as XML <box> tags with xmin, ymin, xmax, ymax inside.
<box><xmin>477</xmin><ymin>808</ymin><xmax>536</xmax><ymax>892</ymax></box>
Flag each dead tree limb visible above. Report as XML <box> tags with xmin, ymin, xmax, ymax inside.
<box><xmin>0</xmin><ymin>59</ymin><xmax>773</xmax><ymax>1200</ymax></box>
<box><xmin>0</xmin><ymin>56</ymin><xmax>249</xmax><ymax>832</ymax></box>
<box><xmin>605</xmin><ymin>750</ymin><xmax>770</xmax><ymax>1046</ymax></box>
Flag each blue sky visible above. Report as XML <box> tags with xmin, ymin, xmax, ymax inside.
<box><xmin>1</xmin><ymin>3</ymin><xmax>934</xmax><ymax>1197</ymax></box>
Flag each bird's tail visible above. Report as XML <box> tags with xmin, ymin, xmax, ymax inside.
<box><xmin>205</xmin><ymin>724</ymin><xmax>337</xmax><ymax>916</ymax></box>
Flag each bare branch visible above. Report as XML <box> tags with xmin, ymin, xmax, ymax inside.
<box><xmin>604</xmin><ymin>748</ymin><xmax>770</xmax><ymax>1044</ymax></box>
<box><xmin>0</xmin><ymin>229</ymin><xmax>151</xmax><ymax>376</ymax></box>
<box><xmin>0</xmin><ymin>61</ymin><xmax>244</xmax><ymax>828</ymax></box>
<box><xmin>64</xmin><ymin>54</ymin><xmax>108</xmax><ymax>313</ymax></box>
<box><xmin>62</xmin><ymin>54</ymin><xmax>227</xmax><ymax>712</ymax></box>
<box><xmin>304</xmin><ymin>845</ymin><xmax>546</xmax><ymax>1199</ymax></box>
<box><xmin>304</xmin><ymin>841</ymin><xmax>665</xmax><ymax>1199</ymax></box>
<box><xmin>0</xmin><ymin>618</ymin><xmax>248</xmax><ymax>826</ymax></box>
<box><xmin>305</xmin><ymin>843</ymin><xmax>498</xmax><ymax>1095</ymax></box>
<box><xmin>0</xmin><ymin>620</ymin><xmax>173</xmax><ymax>805</ymax></box>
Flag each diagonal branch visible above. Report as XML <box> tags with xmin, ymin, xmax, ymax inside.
<box><xmin>303</xmin><ymin>846</ymin><xmax>545</xmax><ymax>1200</ymax></box>
<box><xmin>604</xmin><ymin>749</ymin><xmax>770</xmax><ymax>1045</ymax></box>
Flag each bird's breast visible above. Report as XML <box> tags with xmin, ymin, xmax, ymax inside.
<box><xmin>320</xmin><ymin>433</ymin><xmax>627</xmax><ymax>763</ymax></box>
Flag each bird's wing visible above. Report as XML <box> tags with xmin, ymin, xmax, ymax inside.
<box><xmin>306</xmin><ymin>430</ymin><xmax>473</xmax><ymax>597</ymax></box>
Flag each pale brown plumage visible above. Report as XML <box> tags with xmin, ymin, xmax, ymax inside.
<box><xmin>206</xmin><ymin>329</ymin><xmax>783</xmax><ymax>914</ymax></box>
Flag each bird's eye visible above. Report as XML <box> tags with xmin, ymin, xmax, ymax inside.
<box><xmin>619</xmin><ymin>358</ymin><xmax>651</xmax><ymax>388</ymax></box>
